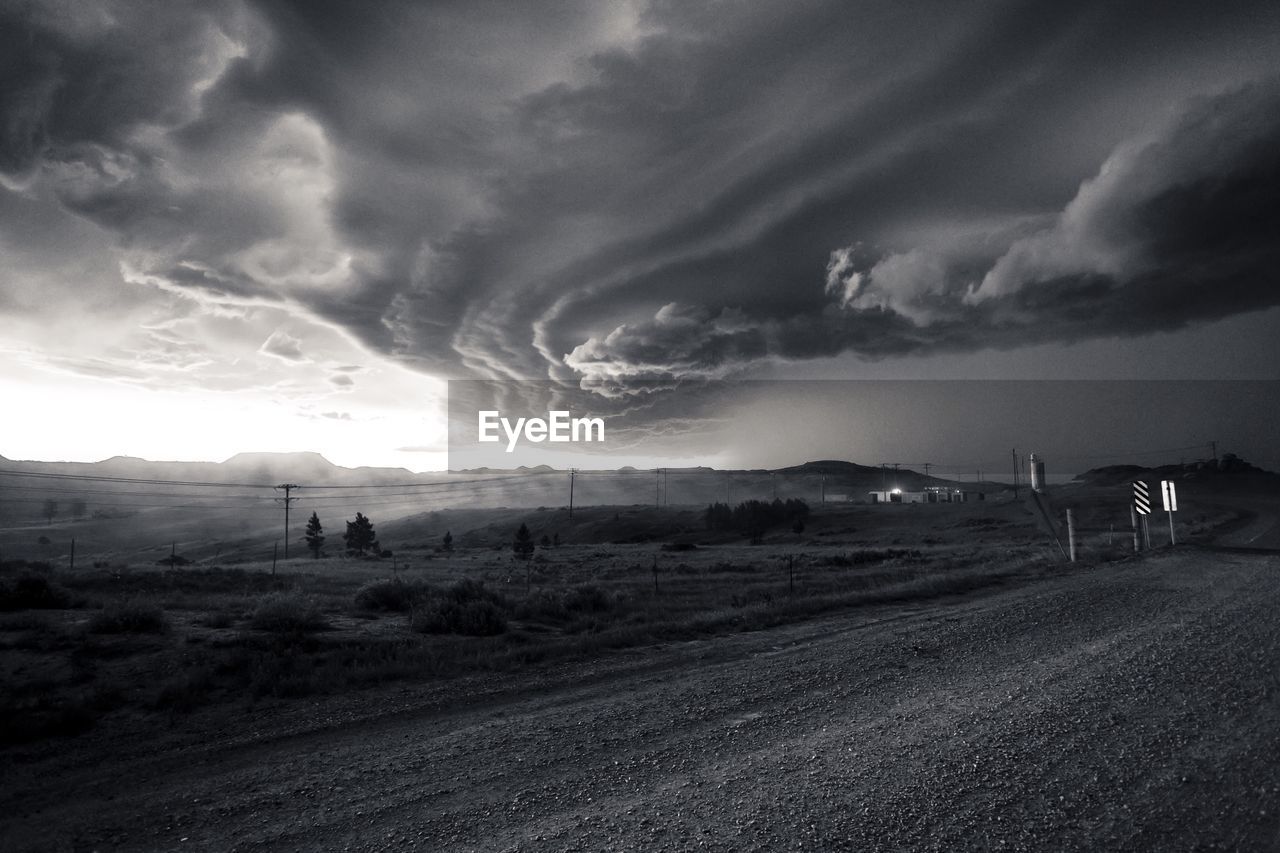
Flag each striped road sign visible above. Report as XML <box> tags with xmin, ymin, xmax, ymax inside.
<box><xmin>1134</xmin><ymin>480</ymin><xmax>1151</xmax><ymax>515</ymax></box>
<box><xmin>1161</xmin><ymin>480</ymin><xmax>1178</xmax><ymax>512</ymax></box>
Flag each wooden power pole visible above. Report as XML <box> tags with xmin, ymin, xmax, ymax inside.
<box><xmin>275</xmin><ymin>483</ymin><xmax>300</xmax><ymax>560</ymax></box>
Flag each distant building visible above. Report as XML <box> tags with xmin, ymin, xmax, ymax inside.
<box><xmin>869</xmin><ymin>486</ymin><xmax>979</xmax><ymax>504</ymax></box>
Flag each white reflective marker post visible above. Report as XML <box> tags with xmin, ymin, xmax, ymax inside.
<box><xmin>1162</xmin><ymin>479</ymin><xmax>1178</xmax><ymax>546</ymax></box>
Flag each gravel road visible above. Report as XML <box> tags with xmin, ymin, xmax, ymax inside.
<box><xmin>4</xmin><ymin>551</ymin><xmax>1279</xmax><ymax>852</ymax></box>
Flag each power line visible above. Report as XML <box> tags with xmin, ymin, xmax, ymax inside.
<box><xmin>0</xmin><ymin>497</ymin><xmax>256</xmax><ymax>510</ymax></box>
<box><xmin>0</xmin><ymin>468</ymin><xmax>276</xmax><ymax>488</ymax></box>
<box><xmin>0</xmin><ymin>483</ymin><xmax>280</xmax><ymax>500</ymax></box>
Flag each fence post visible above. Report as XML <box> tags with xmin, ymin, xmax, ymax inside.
<box><xmin>1066</xmin><ymin>509</ymin><xmax>1076</xmax><ymax>563</ymax></box>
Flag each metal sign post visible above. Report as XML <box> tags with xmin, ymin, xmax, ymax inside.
<box><xmin>1161</xmin><ymin>480</ymin><xmax>1178</xmax><ymax>545</ymax></box>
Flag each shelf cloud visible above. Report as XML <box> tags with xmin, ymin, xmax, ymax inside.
<box><xmin>2</xmin><ymin>0</ymin><xmax>1279</xmax><ymax>403</ymax></box>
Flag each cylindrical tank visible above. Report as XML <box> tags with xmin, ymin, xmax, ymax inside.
<box><xmin>1029</xmin><ymin>453</ymin><xmax>1046</xmax><ymax>492</ymax></box>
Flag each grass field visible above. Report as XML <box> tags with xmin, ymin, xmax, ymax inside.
<box><xmin>0</xmin><ymin>492</ymin><xmax>1237</xmax><ymax>747</ymax></box>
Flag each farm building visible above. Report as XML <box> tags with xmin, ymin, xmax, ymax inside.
<box><xmin>868</xmin><ymin>487</ymin><xmax>980</xmax><ymax>504</ymax></box>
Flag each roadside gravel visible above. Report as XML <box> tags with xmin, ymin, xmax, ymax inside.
<box><xmin>3</xmin><ymin>551</ymin><xmax>1278</xmax><ymax>851</ymax></box>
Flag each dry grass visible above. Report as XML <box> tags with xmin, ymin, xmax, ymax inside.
<box><xmin>0</xmin><ymin>505</ymin><xmax>1076</xmax><ymax>744</ymax></box>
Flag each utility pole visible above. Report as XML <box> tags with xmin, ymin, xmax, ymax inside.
<box><xmin>923</xmin><ymin>463</ymin><xmax>932</xmax><ymax>484</ymax></box>
<box><xmin>275</xmin><ymin>483</ymin><xmax>300</xmax><ymax>560</ymax></box>
<box><xmin>1210</xmin><ymin>441</ymin><xmax>1217</xmax><ymax>463</ymax></box>
<box><xmin>725</xmin><ymin>472</ymin><xmax>731</xmax><ymax>505</ymax></box>
<box><xmin>663</xmin><ymin>468</ymin><xmax>669</xmax><ymax>507</ymax></box>
<box><xmin>772</xmin><ymin>472</ymin><xmax>777</xmax><ymax>500</ymax></box>
<box><xmin>1011</xmin><ymin>449</ymin><xmax>1019</xmax><ymax>498</ymax></box>
<box><xmin>569</xmin><ymin>469</ymin><xmax>576</xmax><ymax>519</ymax></box>
<box><xmin>655</xmin><ymin>468</ymin><xmax>661</xmax><ymax>508</ymax></box>
<box><xmin>820</xmin><ymin>475</ymin><xmax>825</xmax><ymax>506</ymax></box>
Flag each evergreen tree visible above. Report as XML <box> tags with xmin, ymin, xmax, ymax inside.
<box><xmin>344</xmin><ymin>512</ymin><xmax>377</xmax><ymax>556</ymax></box>
<box><xmin>304</xmin><ymin>512</ymin><xmax>325</xmax><ymax>559</ymax></box>
<box><xmin>70</xmin><ymin>499</ymin><xmax>87</xmax><ymax>520</ymax></box>
<box><xmin>540</xmin><ymin>534</ymin><xmax>551</xmax><ymax>549</ymax></box>
<box><xmin>42</xmin><ymin>499</ymin><xmax>57</xmax><ymax>525</ymax></box>
<box><xmin>442</xmin><ymin>530</ymin><xmax>453</xmax><ymax>552</ymax></box>
<box><xmin>513</xmin><ymin>523</ymin><xmax>535</xmax><ymax>560</ymax></box>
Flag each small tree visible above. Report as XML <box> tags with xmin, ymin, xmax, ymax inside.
<box><xmin>344</xmin><ymin>512</ymin><xmax>378</xmax><ymax>556</ymax></box>
<box><xmin>540</xmin><ymin>534</ymin><xmax>551</xmax><ymax>549</ymax></box>
<box><xmin>70</xmin><ymin>499</ymin><xmax>87</xmax><ymax>520</ymax></box>
<box><xmin>792</xmin><ymin>518</ymin><xmax>805</xmax><ymax>535</ymax></box>
<box><xmin>553</xmin><ymin>532</ymin><xmax>560</xmax><ymax>548</ymax></box>
<box><xmin>42</xmin><ymin>499</ymin><xmax>58</xmax><ymax>525</ymax></box>
<box><xmin>304</xmin><ymin>512</ymin><xmax>325</xmax><ymax>559</ymax></box>
<box><xmin>513</xmin><ymin>523</ymin><xmax>534</xmax><ymax>561</ymax></box>
<box><xmin>442</xmin><ymin>530</ymin><xmax>453</xmax><ymax>552</ymax></box>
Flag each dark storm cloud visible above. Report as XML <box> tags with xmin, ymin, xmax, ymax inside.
<box><xmin>2</xmin><ymin>0</ymin><xmax>1279</xmax><ymax>389</ymax></box>
<box><xmin>569</xmin><ymin>77</ymin><xmax>1280</xmax><ymax>382</ymax></box>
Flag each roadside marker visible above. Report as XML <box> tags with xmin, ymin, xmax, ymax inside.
<box><xmin>1133</xmin><ymin>481</ymin><xmax>1151</xmax><ymax>515</ymax></box>
<box><xmin>1162</xmin><ymin>480</ymin><xmax>1178</xmax><ymax>545</ymax></box>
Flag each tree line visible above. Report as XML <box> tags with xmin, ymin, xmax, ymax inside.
<box><xmin>704</xmin><ymin>498</ymin><xmax>810</xmax><ymax>543</ymax></box>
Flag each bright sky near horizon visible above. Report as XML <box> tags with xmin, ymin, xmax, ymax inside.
<box><xmin>3</xmin><ymin>1</ymin><xmax>1279</xmax><ymax>470</ymax></box>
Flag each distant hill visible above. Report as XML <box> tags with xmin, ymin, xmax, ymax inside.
<box><xmin>1074</xmin><ymin>455</ymin><xmax>1276</xmax><ymax>488</ymax></box>
<box><xmin>778</xmin><ymin>460</ymin><xmax>885</xmax><ymax>476</ymax></box>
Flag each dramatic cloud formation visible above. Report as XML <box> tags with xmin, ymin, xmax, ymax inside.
<box><xmin>258</xmin><ymin>329</ymin><xmax>305</xmax><ymax>363</ymax></box>
<box><xmin>1</xmin><ymin>0</ymin><xmax>1279</xmax><ymax>464</ymax></box>
<box><xmin>569</xmin><ymin>76</ymin><xmax>1280</xmax><ymax>384</ymax></box>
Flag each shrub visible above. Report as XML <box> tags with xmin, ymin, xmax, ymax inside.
<box><xmin>0</xmin><ymin>574</ymin><xmax>74</xmax><ymax>611</ymax></box>
<box><xmin>564</xmin><ymin>584</ymin><xmax>611</xmax><ymax>614</ymax></box>
<box><xmin>249</xmin><ymin>592</ymin><xmax>327</xmax><ymax>633</ymax></box>
<box><xmin>198</xmin><ymin>611</ymin><xmax>236</xmax><ymax>629</ymax></box>
<box><xmin>445</xmin><ymin>578</ymin><xmax>504</xmax><ymax>606</ymax></box>
<box><xmin>88</xmin><ymin>601</ymin><xmax>168</xmax><ymax>634</ymax></box>
<box><xmin>354</xmin><ymin>579</ymin><xmax>428</xmax><ymax>612</ymax></box>
<box><xmin>514</xmin><ymin>584</ymin><xmax>614</xmax><ymax>623</ymax></box>
<box><xmin>819</xmin><ymin>548</ymin><xmax>924</xmax><ymax>567</ymax></box>
<box><xmin>411</xmin><ymin>598</ymin><xmax>507</xmax><ymax>636</ymax></box>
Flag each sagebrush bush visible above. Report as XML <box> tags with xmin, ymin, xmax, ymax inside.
<box><xmin>515</xmin><ymin>584</ymin><xmax>614</xmax><ymax>622</ymax></box>
<box><xmin>0</xmin><ymin>574</ymin><xmax>74</xmax><ymax>611</ymax></box>
<box><xmin>411</xmin><ymin>598</ymin><xmax>507</xmax><ymax>636</ymax></box>
<box><xmin>819</xmin><ymin>548</ymin><xmax>925</xmax><ymax>567</ymax></box>
<box><xmin>249</xmin><ymin>592</ymin><xmax>327</xmax><ymax>633</ymax></box>
<box><xmin>354</xmin><ymin>578</ymin><xmax>429</xmax><ymax>612</ymax></box>
<box><xmin>87</xmin><ymin>601</ymin><xmax>168</xmax><ymax>634</ymax></box>
<box><xmin>564</xmin><ymin>584</ymin><xmax>611</xmax><ymax>613</ymax></box>
<box><xmin>444</xmin><ymin>578</ymin><xmax>504</xmax><ymax>606</ymax></box>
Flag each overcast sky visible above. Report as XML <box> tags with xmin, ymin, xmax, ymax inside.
<box><xmin>2</xmin><ymin>0</ymin><xmax>1279</xmax><ymax>470</ymax></box>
